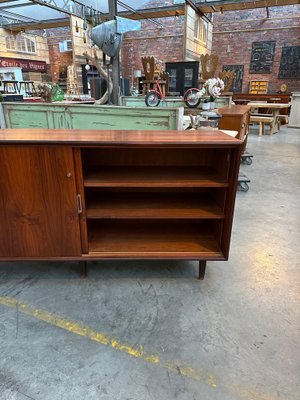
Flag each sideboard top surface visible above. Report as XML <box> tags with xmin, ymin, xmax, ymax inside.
<box><xmin>0</xmin><ymin>129</ymin><xmax>241</xmax><ymax>147</ymax></box>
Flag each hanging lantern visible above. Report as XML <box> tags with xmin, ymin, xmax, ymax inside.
<box><xmin>96</xmin><ymin>13</ymin><xmax>100</xmax><ymax>25</ymax></box>
<box><xmin>75</xmin><ymin>20</ymin><xmax>79</xmax><ymax>33</ymax></box>
<box><xmin>92</xmin><ymin>14</ymin><xmax>96</xmax><ymax>27</ymax></box>
<box><xmin>83</xmin><ymin>33</ymin><xmax>87</xmax><ymax>43</ymax></box>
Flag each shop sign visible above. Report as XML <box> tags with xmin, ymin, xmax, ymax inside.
<box><xmin>0</xmin><ymin>57</ymin><xmax>47</xmax><ymax>72</ymax></box>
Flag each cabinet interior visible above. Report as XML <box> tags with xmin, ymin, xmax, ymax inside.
<box><xmin>79</xmin><ymin>147</ymin><xmax>233</xmax><ymax>257</ymax></box>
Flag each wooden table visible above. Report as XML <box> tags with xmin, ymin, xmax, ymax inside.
<box><xmin>249</xmin><ymin>102</ymin><xmax>290</xmax><ymax>134</ymax></box>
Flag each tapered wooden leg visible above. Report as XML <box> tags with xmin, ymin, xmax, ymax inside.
<box><xmin>259</xmin><ymin>122</ymin><xmax>263</xmax><ymax>136</ymax></box>
<box><xmin>198</xmin><ymin>260</ymin><xmax>206</xmax><ymax>280</ymax></box>
<box><xmin>79</xmin><ymin>261</ymin><xmax>88</xmax><ymax>278</ymax></box>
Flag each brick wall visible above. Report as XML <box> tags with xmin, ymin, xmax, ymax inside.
<box><xmin>212</xmin><ymin>5</ymin><xmax>300</xmax><ymax>93</ymax></box>
<box><xmin>47</xmin><ymin>28</ymin><xmax>72</xmax><ymax>83</ymax></box>
<box><xmin>120</xmin><ymin>16</ymin><xmax>184</xmax><ymax>81</ymax></box>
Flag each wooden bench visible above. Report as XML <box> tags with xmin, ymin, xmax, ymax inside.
<box><xmin>250</xmin><ymin>115</ymin><xmax>275</xmax><ymax>136</ymax></box>
<box><xmin>278</xmin><ymin>114</ymin><xmax>289</xmax><ymax>125</ymax></box>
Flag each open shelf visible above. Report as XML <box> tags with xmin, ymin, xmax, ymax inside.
<box><xmin>87</xmin><ymin>220</ymin><xmax>224</xmax><ymax>258</ymax></box>
<box><xmin>77</xmin><ymin>141</ymin><xmax>240</xmax><ymax>268</ymax></box>
<box><xmin>249</xmin><ymin>80</ymin><xmax>268</xmax><ymax>94</ymax></box>
<box><xmin>85</xmin><ymin>192</ymin><xmax>225</xmax><ymax>219</ymax></box>
<box><xmin>84</xmin><ymin>167</ymin><xmax>229</xmax><ymax>188</ymax></box>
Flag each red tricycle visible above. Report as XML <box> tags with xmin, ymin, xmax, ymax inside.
<box><xmin>145</xmin><ymin>78</ymin><xmax>201</xmax><ymax>108</ymax></box>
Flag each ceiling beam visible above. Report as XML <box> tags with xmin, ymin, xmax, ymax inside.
<box><xmin>4</xmin><ymin>17</ymin><xmax>70</xmax><ymax>30</ymax></box>
<box><xmin>195</xmin><ymin>0</ymin><xmax>299</xmax><ymax>13</ymax></box>
<box><xmin>0</xmin><ymin>0</ymin><xmax>20</xmax><ymax>3</ymax></box>
<box><xmin>0</xmin><ymin>2</ymin><xmax>36</xmax><ymax>9</ymax></box>
<box><xmin>101</xmin><ymin>4</ymin><xmax>186</xmax><ymax>21</ymax></box>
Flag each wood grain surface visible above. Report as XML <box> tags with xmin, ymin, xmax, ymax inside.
<box><xmin>0</xmin><ymin>146</ymin><xmax>81</xmax><ymax>257</ymax></box>
<box><xmin>0</xmin><ymin>129</ymin><xmax>241</xmax><ymax>146</ymax></box>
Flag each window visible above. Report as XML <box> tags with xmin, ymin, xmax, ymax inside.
<box><xmin>194</xmin><ymin>18</ymin><xmax>208</xmax><ymax>44</ymax></box>
<box><xmin>26</xmin><ymin>38</ymin><xmax>36</xmax><ymax>53</ymax></box>
<box><xmin>5</xmin><ymin>35</ymin><xmax>15</xmax><ymax>50</ymax></box>
<box><xmin>5</xmin><ymin>34</ymin><xmax>36</xmax><ymax>54</ymax></box>
<box><xmin>16</xmin><ymin>35</ymin><xmax>26</xmax><ymax>52</ymax></box>
<box><xmin>59</xmin><ymin>40</ymin><xmax>72</xmax><ymax>52</ymax></box>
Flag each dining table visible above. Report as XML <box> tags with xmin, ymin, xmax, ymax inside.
<box><xmin>249</xmin><ymin>102</ymin><xmax>290</xmax><ymax>134</ymax></box>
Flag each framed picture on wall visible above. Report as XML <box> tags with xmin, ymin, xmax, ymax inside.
<box><xmin>249</xmin><ymin>41</ymin><xmax>276</xmax><ymax>74</ymax></box>
<box><xmin>278</xmin><ymin>46</ymin><xmax>300</xmax><ymax>79</ymax></box>
<box><xmin>222</xmin><ymin>65</ymin><xmax>244</xmax><ymax>93</ymax></box>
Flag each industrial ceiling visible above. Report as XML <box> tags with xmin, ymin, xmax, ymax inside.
<box><xmin>0</xmin><ymin>0</ymin><xmax>299</xmax><ymax>31</ymax></box>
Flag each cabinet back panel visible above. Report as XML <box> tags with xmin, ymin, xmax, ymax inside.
<box><xmin>82</xmin><ymin>148</ymin><xmax>224</xmax><ymax>168</ymax></box>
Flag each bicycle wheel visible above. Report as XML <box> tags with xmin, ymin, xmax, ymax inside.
<box><xmin>145</xmin><ymin>92</ymin><xmax>161</xmax><ymax>107</ymax></box>
<box><xmin>184</xmin><ymin>88</ymin><xmax>201</xmax><ymax>108</ymax></box>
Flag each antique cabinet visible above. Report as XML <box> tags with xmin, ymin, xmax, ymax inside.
<box><xmin>166</xmin><ymin>61</ymin><xmax>199</xmax><ymax>95</ymax></box>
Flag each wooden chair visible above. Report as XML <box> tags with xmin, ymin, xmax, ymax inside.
<box><xmin>200</xmin><ymin>54</ymin><xmax>218</xmax><ymax>80</ymax></box>
<box><xmin>219</xmin><ymin>71</ymin><xmax>234</xmax><ymax>92</ymax></box>
<box><xmin>141</xmin><ymin>56</ymin><xmax>168</xmax><ymax>96</ymax></box>
<box><xmin>141</xmin><ymin>56</ymin><xmax>157</xmax><ymax>95</ymax></box>
<box><xmin>160</xmin><ymin>71</ymin><xmax>169</xmax><ymax>96</ymax></box>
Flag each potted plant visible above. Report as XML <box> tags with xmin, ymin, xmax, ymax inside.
<box><xmin>199</xmin><ymin>78</ymin><xmax>224</xmax><ymax>110</ymax></box>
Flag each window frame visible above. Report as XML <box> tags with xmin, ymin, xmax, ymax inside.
<box><xmin>5</xmin><ymin>34</ymin><xmax>37</xmax><ymax>54</ymax></box>
<box><xmin>194</xmin><ymin>17</ymin><xmax>208</xmax><ymax>44</ymax></box>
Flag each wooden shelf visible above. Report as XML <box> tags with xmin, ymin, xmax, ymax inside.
<box><xmin>87</xmin><ymin>221</ymin><xmax>224</xmax><ymax>258</ymax></box>
<box><xmin>84</xmin><ymin>167</ymin><xmax>229</xmax><ymax>188</ymax></box>
<box><xmin>86</xmin><ymin>193</ymin><xmax>225</xmax><ymax>219</ymax></box>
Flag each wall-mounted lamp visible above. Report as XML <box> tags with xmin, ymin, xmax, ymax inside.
<box><xmin>85</xmin><ymin>58</ymin><xmax>90</xmax><ymax>71</ymax></box>
<box><xmin>175</xmin><ymin>11</ymin><xmax>180</xmax><ymax>20</ymax></box>
<box><xmin>266</xmin><ymin>7</ymin><xmax>270</xmax><ymax>19</ymax></box>
<box><xmin>219</xmin><ymin>7</ymin><xmax>224</xmax><ymax>15</ymax></box>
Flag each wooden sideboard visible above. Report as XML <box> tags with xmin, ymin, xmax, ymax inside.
<box><xmin>0</xmin><ymin>129</ymin><xmax>242</xmax><ymax>279</ymax></box>
<box><xmin>232</xmin><ymin>93</ymin><xmax>291</xmax><ymax>103</ymax></box>
<box><xmin>218</xmin><ymin>105</ymin><xmax>251</xmax><ymax>154</ymax></box>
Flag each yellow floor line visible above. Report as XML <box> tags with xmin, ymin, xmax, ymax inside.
<box><xmin>0</xmin><ymin>296</ymin><xmax>217</xmax><ymax>388</ymax></box>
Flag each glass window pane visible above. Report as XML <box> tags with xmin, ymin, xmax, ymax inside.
<box><xmin>169</xmin><ymin>68</ymin><xmax>177</xmax><ymax>90</ymax></box>
<box><xmin>6</xmin><ymin>36</ymin><xmax>15</xmax><ymax>50</ymax></box>
<box><xmin>184</xmin><ymin>68</ymin><xmax>193</xmax><ymax>88</ymax></box>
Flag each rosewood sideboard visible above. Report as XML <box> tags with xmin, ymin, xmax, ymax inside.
<box><xmin>0</xmin><ymin>129</ymin><xmax>242</xmax><ymax>279</ymax></box>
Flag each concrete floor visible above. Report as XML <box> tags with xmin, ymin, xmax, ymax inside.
<box><xmin>0</xmin><ymin>125</ymin><xmax>299</xmax><ymax>400</ymax></box>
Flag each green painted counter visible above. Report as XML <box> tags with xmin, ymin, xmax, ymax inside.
<box><xmin>0</xmin><ymin>103</ymin><xmax>184</xmax><ymax>130</ymax></box>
